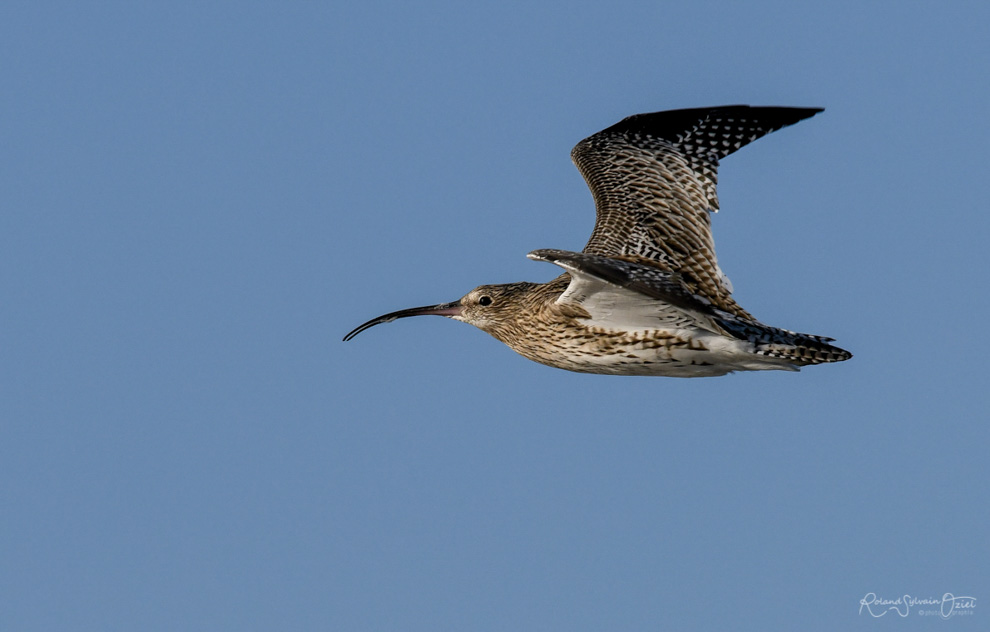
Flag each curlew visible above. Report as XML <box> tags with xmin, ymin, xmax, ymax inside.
<box><xmin>344</xmin><ymin>106</ymin><xmax>851</xmax><ymax>377</ymax></box>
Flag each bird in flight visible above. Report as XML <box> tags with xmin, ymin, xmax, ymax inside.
<box><xmin>344</xmin><ymin>105</ymin><xmax>851</xmax><ymax>377</ymax></box>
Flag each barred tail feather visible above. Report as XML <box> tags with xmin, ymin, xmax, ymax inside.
<box><xmin>755</xmin><ymin>334</ymin><xmax>852</xmax><ymax>365</ymax></box>
<box><xmin>717</xmin><ymin>317</ymin><xmax>852</xmax><ymax>366</ymax></box>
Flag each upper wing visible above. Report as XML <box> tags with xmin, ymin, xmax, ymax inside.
<box><xmin>571</xmin><ymin>105</ymin><xmax>822</xmax><ymax>316</ymax></box>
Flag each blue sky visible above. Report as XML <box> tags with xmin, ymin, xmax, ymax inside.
<box><xmin>2</xmin><ymin>2</ymin><xmax>987</xmax><ymax>630</ymax></box>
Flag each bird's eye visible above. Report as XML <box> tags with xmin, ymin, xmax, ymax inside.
<box><xmin>478</xmin><ymin>295</ymin><xmax>493</xmax><ymax>307</ymax></box>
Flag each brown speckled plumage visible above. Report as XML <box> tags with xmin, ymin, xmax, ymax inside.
<box><xmin>344</xmin><ymin>105</ymin><xmax>851</xmax><ymax>377</ymax></box>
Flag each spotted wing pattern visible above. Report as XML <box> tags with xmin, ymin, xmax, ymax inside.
<box><xmin>572</xmin><ymin>105</ymin><xmax>822</xmax><ymax>317</ymax></box>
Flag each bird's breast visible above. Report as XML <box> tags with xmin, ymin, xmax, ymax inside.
<box><xmin>498</xmin><ymin>320</ymin><xmax>724</xmax><ymax>375</ymax></box>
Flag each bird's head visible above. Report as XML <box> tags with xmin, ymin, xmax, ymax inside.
<box><xmin>343</xmin><ymin>282</ymin><xmax>538</xmax><ymax>341</ymax></box>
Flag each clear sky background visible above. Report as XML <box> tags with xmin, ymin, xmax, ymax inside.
<box><xmin>2</xmin><ymin>2</ymin><xmax>987</xmax><ymax>631</ymax></box>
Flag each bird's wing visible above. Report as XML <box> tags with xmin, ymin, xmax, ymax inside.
<box><xmin>528</xmin><ymin>249</ymin><xmax>725</xmax><ymax>334</ymax></box>
<box><xmin>571</xmin><ymin>105</ymin><xmax>822</xmax><ymax>316</ymax></box>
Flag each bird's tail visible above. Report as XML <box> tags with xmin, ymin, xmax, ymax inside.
<box><xmin>717</xmin><ymin>317</ymin><xmax>852</xmax><ymax>366</ymax></box>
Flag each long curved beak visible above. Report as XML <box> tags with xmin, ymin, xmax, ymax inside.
<box><xmin>343</xmin><ymin>300</ymin><xmax>463</xmax><ymax>341</ymax></box>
